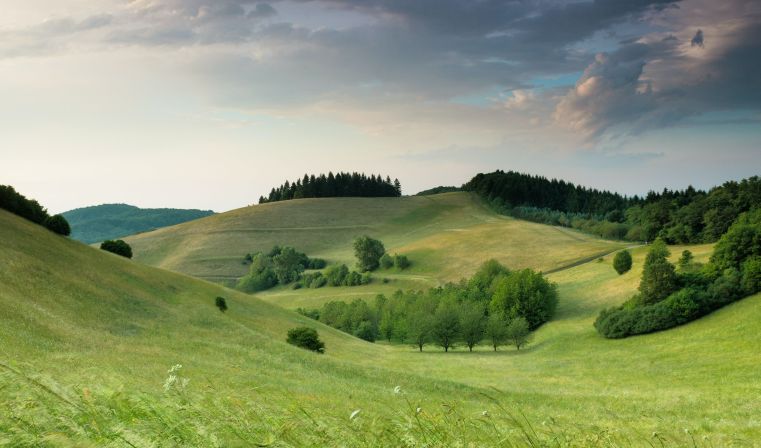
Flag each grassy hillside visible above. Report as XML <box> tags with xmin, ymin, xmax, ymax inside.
<box><xmin>3</xmin><ymin>208</ymin><xmax>761</xmax><ymax>445</ymax></box>
<box><xmin>62</xmin><ymin>203</ymin><xmax>214</xmax><ymax>243</ymax></box>
<box><xmin>125</xmin><ymin>192</ymin><xmax>626</xmax><ymax>290</ymax></box>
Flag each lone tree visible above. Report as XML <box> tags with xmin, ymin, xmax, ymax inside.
<box><xmin>44</xmin><ymin>214</ymin><xmax>71</xmax><ymax>236</ymax></box>
<box><xmin>459</xmin><ymin>303</ymin><xmax>485</xmax><ymax>352</ymax></box>
<box><xmin>484</xmin><ymin>314</ymin><xmax>509</xmax><ymax>351</ymax></box>
<box><xmin>379</xmin><ymin>253</ymin><xmax>394</xmax><ymax>269</ymax></box>
<box><xmin>639</xmin><ymin>239</ymin><xmax>678</xmax><ymax>305</ymax></box>
<box><xmin>215</xmin><ymin>297</ymin><xmax>228</xmax><ymax>312</ymax></box>
<box><xmin>432</xmin><ymin>302</ymin><xmax>460</xmax><ymax>352</ymax></box>
<box><xmin>353</xmin><ymin>236</ymin><xmax>386</xmax><ymax>272</ymax></box>
<box><xmin>506</xmin><ymin>317</ymin><xmax>531</xmax><ymax>350</ymax></box>
<box><xmin>613</xmin><ymin>250</ymin><xmax>633</xmax><ymax>275</ymax></box>
<box><xmin>393</xmin><ymin>254</ymin><xmax>411</xmax><ymax>270</ymax></box>
<box><xmin>100</xmin><ymin>239</ymin><xmax>133</xmax><ymax>259</ymax></box>
<box><xmin>407</xmin><ymin>311</ymin><xmax>432</xmax><ymax>352</ymax></box>
<box><xmin>678</xmin><ymin>250</ymin><xmax>694</xmax><ymax>269</ymax></box>
<box><xmin>286</xmin><ymin>327</ymin><xmax>325</xmax><ymax>353</ymax></box>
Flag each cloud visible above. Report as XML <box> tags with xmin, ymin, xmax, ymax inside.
<box><xmin>554</xmin><ymin>0</ymin><xmax>761</xmax><ymax>139</ymax></box>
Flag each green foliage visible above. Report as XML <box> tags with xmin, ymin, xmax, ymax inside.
<box><xmin>638</xmin><ymin>239</ymin><xmax>678</xmax><ymax>305</ymax></box>
<box><xmin>379</xmin><ymin>253</ymin><xmax>394</xmax><ymax>269</ymax></box>
<box><xmin>415</xmin><ymin>186</ymin><xmax>462</xmax><ymax>195</ymax></box>
<box><xmin>354</xmin><ymin>321</ymin><xmax>377</xmax><ymax>342</ymax></box>
<box><xmin>100</xmin><ymin>240</ymin><xmax>133</xmax><ymax>259</ymax></box>
<box><xmin>741</xmin><ymin>257</ymin><xmax>761</xmax><ymax>295</ymax></box>
<box><xmin>393</xmin><ymin>254</ymin><xmax>410</xmax><ymax>270</ymax></box>
<box><xmin>286</xmin><ymin>327</ymin><xmax>325</xmax><ymax>353</ymax></box>
<box><xmin>325</xmin><ymin>263</ymin><xmax>349</xmax><ymax>286</ymax></box>
<box><xmin>459</xmin><ymin>303</ymin><xmax>485</xmax><ymax>352</ymax></box>
<box><xmin>272</xmin><ymin>246</ymin><xmax>306</xmax><ymax>284</ymax></box>
<box><xmin>353</xmin><ymin>236</ymin><xmax>386</xmax><ymax>272</ymax></box>
<box><xmin>407</xmin><ymin>311</ymin><xmax>433</xmax><ymax>352</ymax></box>
<box><xmin>490</xmin><ymin>269</ymin><xmax>558</xmax><ymax>330</ymax></box>
<box><xmin>710</xmin><ymin>209</ymin><xmax>761</xmax><ymax>271</ymax></box>
<box><xmin>215</xmin><ymin>297</ymin><xmax>227</xmax><ymax>312</ymax></box>
<box><xmin>679</xmin><ymin>250</ymin><xmax>694</xmax><ymax>268</ymax></box>
<box><xmin>43</xmin><ymin>214</ymin><xmax>71</xmax><ymax>236</ymax></box>
<box><xmin>613</xmin><ymin>250</ymin><xmax>632</xmax><ymax>275</ymax></box>
<box><xmin>0</xmin><ymin>184</ymin><xmax>68</xmax><ymax>235</ymax></box>
<box><xmin>506</xmin><ymin>317</ymin><xmax>532</xmax><ymax>350</ymax></box>
<box><xmin>484</xmin><ymin>314</ymin><xmax>509</xmax><ymax>351</ymax></box>
<box><xmin>466</xmin><ymin>171</ymin><xmax>761</xmax><ymax>244</ymax></box>
<box><xmin>432</xmin><ymin>302</ymin><xmax>460</xmax><ymax>352</ymax></box>
<box><xmin>61</xmin><ymin>203</ymin><xmax>213</xmax><ymax>244</ymax></box>
<box><xmin>596</xmin><ymin>213</ymin><xmax>761</xmax><ymax>338</ymax></box>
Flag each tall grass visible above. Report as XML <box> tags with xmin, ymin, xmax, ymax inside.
<box><xmin>0</xmin><ymin>362</ymin><xmax>721</xmax><ymax>447</ymax></box>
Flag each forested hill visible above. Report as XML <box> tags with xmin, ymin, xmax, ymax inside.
<box><xmin>464</xmin><ymin>170</ymin><xmax>761</xmax><ymax>244</ymax></box>
<box><xmin>62</xmin><ymin>204</ymin><xmax>214</xmax><ymax>243</ymax></box>
<box><xmin>259</xmin><ymin>172</ymin><xmax>401</xmax><ymax>203</ymax></box>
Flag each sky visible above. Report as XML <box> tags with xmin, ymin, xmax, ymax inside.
<box><xmin>1</xmin><ymin>0</ymin><xmax>759</xmax><ymax>213</ymax></box>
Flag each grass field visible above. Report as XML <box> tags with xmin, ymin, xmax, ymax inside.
<box><xmin>125</xmin><ymin>192</ymin><xmax>627</xmax><ymax>295</ymax></box>
<box><xmin>3</xmin><ymin>204</ymin><xmax>761</xmax><ymax>446</ymax></box>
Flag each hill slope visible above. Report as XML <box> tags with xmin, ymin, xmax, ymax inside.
<box><xmin>124</xmin><ymin>192</ymin><xmax>626</xmax><ymax>287</ymax></box>
<box><xmin>2</xmin><ymin>209</ymin><xmax>761</xmax><ymax>444</ymax></box>
<box><xmin>62</xmin><ymin>203</ymin><xmax>214</xmax><ymax>243</ymax></box>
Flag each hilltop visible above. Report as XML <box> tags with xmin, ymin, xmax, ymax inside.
<box><xmin>124</xmin><ymin>192</ymin><xmax>626</xmax><ymax>289</ymax></box>
<box><xmin>62</xmin><ymin>203</ymin><xmax>214</xmax><ymax>243</ymax></box>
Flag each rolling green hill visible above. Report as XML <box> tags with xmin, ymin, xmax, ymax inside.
<box><xmin>124</xmin><ymin>192</ymin><xmax>627</xmax><ymax>289</ymax></box>
<box><xmin>62</xmin><ymin>203</ymin><xmax>214</xmax><ymax>244</ymax></box>
<box><xmin>4</xmin><ymin>204</ymin><xmax>761</xmax><ymax>445</ymax></box>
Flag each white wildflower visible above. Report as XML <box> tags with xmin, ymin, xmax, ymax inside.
<box><xmin>416</xmin><ymin>407</ymin><xmax>422</xmax><ymax>414</ymax></box>
<box><xmin>481</xmin><ymin>410</ymin><xmax>489</xmax><ymax>417</ymax></box>
<box><xmin>350</xmin><ymin>409</ymin><xmax>361</xmax><ymax>420</ymax></box>
<box><xmin>394</xmin><ymin>386</ymin><xmax>402</xmax><ymax>394</ymax></box>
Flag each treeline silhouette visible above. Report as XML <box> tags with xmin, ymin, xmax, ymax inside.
<box><xmin>259</xmin><ymin>172</ymin><xmax>402</xmax><ymax>204</ymax></box>
<box><xmin>0</xmin><ymin>184</ymin><xmax>71</xmax><ymax>235</ymax></box>
<box><xmin>464</xmin><ymin>171</ymin><xmax>761</xmax><ymax>244</ymax></box>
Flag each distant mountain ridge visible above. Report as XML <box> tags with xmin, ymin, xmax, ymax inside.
<box><xmin>62</xmin><ymin>203</ymin><xmax>214</xmax><ymax>243</ymax></box>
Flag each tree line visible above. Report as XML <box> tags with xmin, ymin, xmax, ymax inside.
<box><xmin>298</xmin><ymin>260</ymin><xmax>557</xmax><ymax>351</ymax></box>
<box><xmin>595</xmin><ymin>208</ymin><xmax>761</xmax><ymax>338</ymax></box>
<box><xmin>0</xmin><ymin>184</ymin><xmax>71</xmax><ymax>236</ymax></box>
<box><xmin>464</xmin><ymin>171</ymin><xmax>761</xmax><ymax>244</ymax></box>
<box><xmin>259</xmin><ymin>172</ymin><xmax>402</xmax><ymax>204</ymax></box>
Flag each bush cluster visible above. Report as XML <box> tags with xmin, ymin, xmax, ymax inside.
<box><xmin>286</xmin><ymin>327</ymin><xmax>325</xmax><ymax>353</ymax></box>
<box><xmin>100</xmin><ymin>239</ymin><xmax>133</xmax><ymax>258</ymax></box>
<box><xmin>596</xmin><ymin>210</ymin><xmax>761</xmax><ymax>338</ymax></box>
<box><xmin>237</xmin><ymin>246</ymin><xmax>324</xmax><ymax>292</ymax></box>
<box><xmin>299</xmin><ymin>260</ymin><xmax>555</xmax><ymax>351</ymax></box>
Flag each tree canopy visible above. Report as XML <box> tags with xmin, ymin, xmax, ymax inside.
<box><xmin>259</xmin><ymin>172</ymin><xmax>402</xmax><ymax>203</ymax></box>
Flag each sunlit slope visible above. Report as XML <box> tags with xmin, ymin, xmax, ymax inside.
<box><xmin>0</xmin><ymin>209</ymin><xmax>392</xmax><ymax>404</ymax></box>
<box><xmin>125</xmin><ymin>192</ymin><xmax>626</xmax><ymax>286</ymax></box>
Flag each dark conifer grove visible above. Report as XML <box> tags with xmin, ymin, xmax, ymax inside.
<box><xmin>259</xmin><ymin>172</ymin><xmax>402</xmax><ymax>204</ymax></box>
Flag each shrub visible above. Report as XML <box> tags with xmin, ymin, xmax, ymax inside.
<box><xmin>354</xmin><ymin>321</ymin><xmax>377</xmax><ymax>342</ymax></box>
<box><xmin>344</xmin><ymin>271</ymin><xmax>363</xmax><ymax>286</ymax></box>
<box><xmin>100</xmin><ymin>239</ymin><xmax>133</xmax><ymax>259</ymax></box>
<box><xmin>286</xmin><ymin>327</ymin><xmax>325</xmax><ymax>353</ymax></box>
<box><xmin>394</xmin><ymin>254</ymin><xmax>410</xmax><ymax>270</ymax></box>
<box><xmin>379</xmin><ymin>253</ymin><xmax>393</xmax><ymax>269</ymax></box>
<box><xmin>236</xmin><ymin>269</ymin><xmax>277</xmax><ymax>293</ymax></box>
<box><xmin>215</xmin><ymin>297</ymin><xmax>228</xmax><ymax>312</ymax></box>
<box><xmin>308</xmin><ymin>258</ymin><xmax>327</xmax><ymax>269</ymax></box>
<box><xmin>325</xmin><ymin>264</ymin><xmax>349</xmax><ymax>286</ymax></box>
<box><xmin>613</xmin><ymin>250</ymin><xmax>632</xmax><ymax>275</ymax></box>
<box><xmin>353</xmin><ymin>236</ymin><xmax>386</xmax><ymax>272</ymax></box>
<box><xmin>44</xmin><ymin>214</ymin><xmax>71</xmax><ymax>236</ymax></box>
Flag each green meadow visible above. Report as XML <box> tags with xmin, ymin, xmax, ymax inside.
<box><xmin>2</xmin><ymin>193</ymin><xmax>760</xmax><ymax>446</ymax></box>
